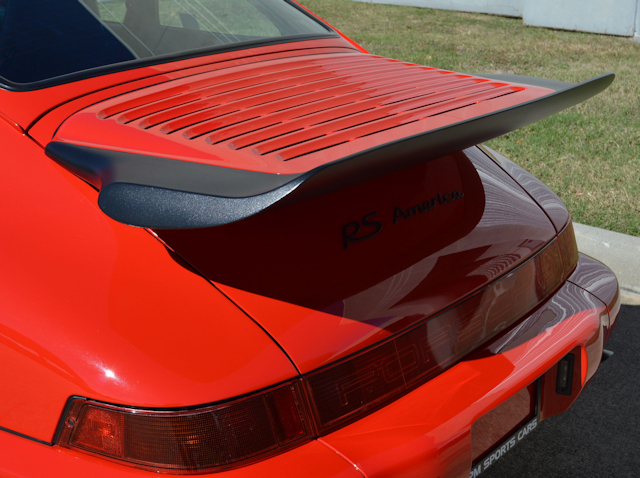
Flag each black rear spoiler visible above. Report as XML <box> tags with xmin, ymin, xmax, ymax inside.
<box><xmin>46</xmin><ymin>73</ymin><xmax>614</xmax><ymax>229</ymax></box>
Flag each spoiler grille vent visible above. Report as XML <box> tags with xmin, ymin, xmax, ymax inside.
<box><xmin>97</xmin><ymin>53</ymin><xmax>525</xmax><ymax>167</ymax></box>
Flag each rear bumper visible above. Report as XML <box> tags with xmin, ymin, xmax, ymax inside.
<box><xmin>318</xmin><ymin>253</ymin><xmax>618</xmax><ymax>478</ymax></box>
<box><xmin>0</xmin><ymin>254</ymin><xmax>618</xmax><ymax>478</ymax></box>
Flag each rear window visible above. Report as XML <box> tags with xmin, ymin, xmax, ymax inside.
<box><xmin>0</xmin><ymin>0</ymin><xmax>332</xmax><ymax>88</ymax></box>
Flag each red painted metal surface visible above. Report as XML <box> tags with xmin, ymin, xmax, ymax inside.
<box><xmin>1</xmin><ymin>38</ymin><xmax>356</xmax><ymax>133</ymax></box>
<box><xmin>0</xmin><ymin>6</ymin><xmax>618</xmax><ymax>475</ymax></box>
<box><xmin>479</xmin><ymin>145</ymin><xmax>570</xmax><ymax>232</ymax></box>
<box><xmin>299</xmin><ymin>239</ymin><xmax>564</xmax><ymax>435</ymax></box>
<box><xmin>52</xmin><ymin>54</ymin><xmax>553</xmax><ymax>175</ymax></box>
<box><xmin>45</xmin><ymin>234</ymin><xmax>576</xmax><ymax>475</ymax></box>
<box><xmin>568</xmin><ymin>253</ymin><xmax>620</xmax><ymax>343</ymax></box>
<box><xmin>201</xmin><ymin>76</ymin><xmax>478</xmax><ymax>142</ymax></box>
<box><xmin>28</xmin><ymin>42</ymin><xmax>357</xmax><ymax>146</ymax></box>
<box><xmin>319</xmin><ymin>278</ymin><xmax>608</xmax><ymax>478</ymax></box>
<box><xmin>0</xmin><ymin>256</ymin><xmax>616</xmax><ymax>477</ymax></box>
<box><xmin>0</xmin><ymin>120</ymin><xmax>297</xmax><ymax>443</ymax></box>
<box><xmin>0</xmin><ymin>436</ymin><xmax>362</xmax><ymax>478</ymax></box>
<box><xmin>158</xmin><ymin>147</ymin><xmax>557</xmax><ymax>373</ymax></box>
<box><xmin>558</xmin><ymin>222</ymin><xmax>580</xmax><ymax>277</ymax></box>
<box><xmin>0</xmin><ymin>110</ymin><xmax>24</xmax><ymax>134</ymax></box>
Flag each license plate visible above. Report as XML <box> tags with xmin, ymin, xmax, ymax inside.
<box><xmin>469</xmin><ymin>415</ymin><xmax>539</xmax><ymax>477</ymax></box>
<box><xmin>469</xmin><ymin>379</ymin><xmax>541</xmax><ymax>477</ymax></box>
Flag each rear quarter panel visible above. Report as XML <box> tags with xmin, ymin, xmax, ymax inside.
<box><xmin>0</xmin><ymin>121</ymin><xmax>297</xmax><ymax>443</ymax></box>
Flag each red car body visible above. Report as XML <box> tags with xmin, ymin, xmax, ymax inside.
<box><xmin>0</xmin><ymin>2</ymin><xmax>619</xmax><ymax>477</ymax></box>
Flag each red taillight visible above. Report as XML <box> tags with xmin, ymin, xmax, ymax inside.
<box><xmin>305</xmin><ymin>239</ymin><xmax>564</xmax><ymax>433</ymax></box>
<box><xmin>71</xmin><ymin>406</ymin><xmax>124</xmax><ymax>458</ymax></box>
<box><xmin>58</xmin><ymin>237</ymin><xmax>570</xmax><ymax>472</ymax></box>
<box><xmin>58</xmin><ymin>383</ymin><xmax>311</xmax><ymax>474</ymax></box>
<box><xmin>558</xmin><ymin>220</ymin><xmax>579</xmax><ymax>277</ymax></box>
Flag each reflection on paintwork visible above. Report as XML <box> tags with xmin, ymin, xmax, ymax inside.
<box><xmin>481</xmin><ymin>282</ymin><xmax>604</xmax><ymax>356</ymax></box>
<box><xmin>479</xmin><ymin>145</ymin><xmax>570</xmax><ymax>232</ymax></box>
<box><xmin>202</xmin><ymin>147</ymin><xmax>556</xmax><ymax>372</ymax></box>
<box><xmin>568</xmin><ymin>253</ymin><xmax>620</xmax><ymax>341</ymax></box>
<box><xmin>320</xmin><ymin>269</ymin><xmax>607</xmax><ymax>478</ymax></box>
<box><xmin>0</xmin><ymin>124</ymin><xmax>297</xmax><ymax>442</ymax></box>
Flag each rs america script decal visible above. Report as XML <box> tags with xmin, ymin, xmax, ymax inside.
<box><xmin>342</xmin><ymin>190</ymin><xmax>464</xmax><ymax>250</ymax></box>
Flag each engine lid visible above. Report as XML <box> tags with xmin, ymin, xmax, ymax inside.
<box><xmin>155</xmin><ymin>146</ymin><xmax>557</xmax><ymax>373</ymax></box>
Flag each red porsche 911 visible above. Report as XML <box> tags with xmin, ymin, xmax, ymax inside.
<box><xmin>0</xmin><ymin>1</ymin><xmax>619</xmax><ymax>477</ymax></box>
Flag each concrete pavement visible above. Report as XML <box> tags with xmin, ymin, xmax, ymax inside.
<box><xmin>486</xmin><ymin>303</ymin><xmax>640</xmax><ymax>478</ymax></box>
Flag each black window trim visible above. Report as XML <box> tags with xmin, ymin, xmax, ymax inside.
<box><xmin>0</xmin><ymin>0</ymin><xmax>339</xmax><ymax>92</ymax></box>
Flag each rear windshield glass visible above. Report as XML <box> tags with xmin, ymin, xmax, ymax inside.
<box><xmin>0</xmin><ymin>0</ymin><xmax>332</xmax><ymax>87</ymax></box>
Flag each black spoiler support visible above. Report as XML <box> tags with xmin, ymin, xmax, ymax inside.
<box><xmin>46</xmin><ymin>73</ymin><xmax>614</xmax><ymax>229</ymax></box>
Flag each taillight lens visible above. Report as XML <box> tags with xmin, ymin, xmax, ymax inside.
<box><xmin>558</xmin><ymin>220</ymin><xmax>579</xmax><ymax>277</ymax></box>
<box><xmin>57</xmin><ymin>383</ymin><xmax>311</xmax><ymax>474</ymax></box>
<box><xmin>58</xmin><ymin>237</ymin><xmax>571</xmax><ymax>472</ymax></box>
<box><xmin>304</xmin><ymin>239</ymin><xmax>564</xmax><ymax>433</ymax></box>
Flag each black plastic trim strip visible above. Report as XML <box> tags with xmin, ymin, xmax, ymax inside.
<box><xmin>45</xmin><ymin>142</ymin><xmax>311</xmax><ymax>229</ymax></box>
<box><xmin>470</xmin><ymin>74</ymin><xmax>575</xmax><ymax>92</ymax></box>
<box><xmin>46</xmin><ymin>73</ymin><xmax>614</xmax><ymax>229</ymax></box>
<box><xmin>45</xmin><ymin>143</ymin><xmax>305</xmax><ymax>197</ymax></box>
<box><xmin>98</xmin><ymin>181</ymin><xmax>310</xmax><ymax>229</ymax></box>
<box><xmin>0</xmin><ymin>425</ymin><xmax>52</xmax><ymax>446</ymax></box>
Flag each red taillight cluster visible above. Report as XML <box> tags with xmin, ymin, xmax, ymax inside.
<box><xmin>58</xmin><ymin>228</ymin><xmax>577</xmax><ymax>473</ymax></box>
<box><xmin>304</xmin><ymin>237</ymin><xmax>563</xmax><ymax>433</ymax></box>
<box><xmin>58</xmin><ymin>383</ymin><xmax>311</xmax><ymax>474</ymax></box>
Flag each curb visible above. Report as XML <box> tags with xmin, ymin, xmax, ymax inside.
<box><xmin>573</xmin><ymin>223</ymin><xmax>640</xmax><ymax>306</ymax></box>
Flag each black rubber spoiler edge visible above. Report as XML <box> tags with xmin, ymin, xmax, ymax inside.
<box><xmin>45</xmin><ymin>73</ymin><xmax>614</xmax><ymax>229</ymax></box>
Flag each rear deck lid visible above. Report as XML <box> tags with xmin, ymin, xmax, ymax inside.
<box><xmin>51</xmin><ymin>51</ymin><xmax>550</xmax><ymax>176</ymax></box>
<box><xmin>45</xmin><ymin>51</ymin><xmax>612</xmax><ymax>372</ymax></box>
<box><xmin>155</xmin><ymin>146</ymin><xmax>558</xmax><ymax>373</ymax></box>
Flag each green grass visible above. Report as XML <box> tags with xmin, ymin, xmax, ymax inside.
<box><xmin>300</xmin><ymin>0</ymin><xmax>640</xmax><ymax>236</ymax></box>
